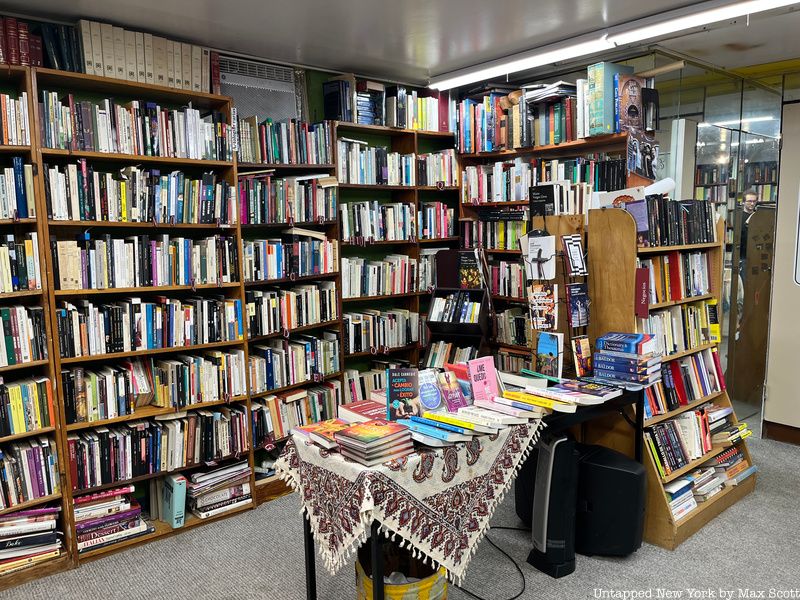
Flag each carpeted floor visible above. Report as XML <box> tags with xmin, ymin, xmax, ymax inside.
<box><xmin>5</xmin><ymin>417</ymin><xmax>798</xmax><ymax>600</ymax></box>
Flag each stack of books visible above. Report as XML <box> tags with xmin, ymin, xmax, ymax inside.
<box><xmin>294</xmin><ymin>418</ymin><xmax>350</xmax><ymax>449</ymax></box>
<box><xmin>707</xmin><ymin>406</ymin><xmax>753</xmax><ymax>445</ymax></box>
<box><xmin>593</xmin><ymin>332</ymin><xmax>663</xmax><ymax>386</ymax></box>
<box><xmin>187</xmin><ymin>462</ymin><xmax>252</xmax><ymax>520</ymax></box>
<box><xmin>333</xmin><ymin>420</ymin><xmax>413</xmax><ymax>466</ymax></box>
<box><xmin>0</xmin><ymin>506</ymin><xmax>62</xmax><ymax>575</ymax></box>
<box><xmin>355</xmin><ymin>80</ymin><xmax>385</xmax><ymax>126</ymax></box>
<box><xmin>74</xmin><ymin>485</ymin><xmax>151</xmax><ymax>553</ymax></box>
<box><xmin>663</xmin><ymin>478</ymin><xmax>697</xmax><ymax>520</ymax></box>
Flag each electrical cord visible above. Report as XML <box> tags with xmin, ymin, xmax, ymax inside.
<box><xmin>453</xmin><ymin>532</ymin><xmax>526</xmax><ymax>600</ymax></box>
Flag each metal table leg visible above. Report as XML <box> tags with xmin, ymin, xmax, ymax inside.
<box><xmin>304</xmin><ymin>515</ymin><xmax>317</xmax><ymax>600</ymax></box>
<box><xmin>635</xmin><ymin>390</ymin><xmax>644</xmax><ymax>463</ymax></box>
<box><xmin>371</xmin><ymin>520</ymin><xmax>384</xmax><ymax>600</ymax></box>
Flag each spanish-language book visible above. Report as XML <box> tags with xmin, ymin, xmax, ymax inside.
<box><xmin>417</xmin><ymin>369</ymin><xmax>444</xmax><ymax>412</ymax></box>
<box><xmin>386</xmin><ymin>368</ymin><xmax>420</xmax><ymax>420</ymax></box>
<box><xmin>459</xmin><ymin>405</ymin><xmax>527</xmax><ymax>426</ymax></box>
<box><xmin>566</xmin><ymin>283</ymin><xmax>590</xmax><ymax>328</ymax></box>
<box><xmin>421</xmin><ymin>410</ymin><xmax>498</xmax><ymax>434</ymax></box>
<box><xmin>467</xmin><ymin>356</ymin><xmax>500</xmax><ymax>403</ymax></box>
<box><xmin>397</xmin><ymin>418</ymin><xmax>473</xmax><ymax>443</ymax></box>
<box><xmin>500</xmin><ymin>390</ymin><xmax>577</xmax><ymax>413</ymax></box>
<box><xmin>475</xmin><ymin>397</ymin><xmax>544</xmax><ymax>418</ymax></box>
<box><xmin>458</xmin><ymin>251</ymin><xmax>483</xmax><ymax>289</ymax></box>
<box><xmin>338</xmin><ymin>399</ymin><xmax>386</xmax><ymax>423</ymax></box>
<box><xmin>536</xmin><ymin>332</ymin><xmax>564</xmax><ymax>378</ymax></box>
<box><xmin>334</xmin><ymin>419</ymin><xmax>410</xmax><ymax>450</ymax></box>
<box><xmin>595</xmin><ymin>332</ymin><xmax>658</xmax><ymax>356</ymax></box>
<box><xmin>571</xmin><ymin>335</ymin><xmax>592</xmax><ymax>377</ymax></box>
<box><xmin>408</xmin><ymin>415</ymin><xmax>475</xmax><ymax>436</ymax></box>
<box><xmin>437</xmin><ymin>370</ymin><xmax>469</xmax><ymax>412</ymax></box>
<box><xmin>294</xmin><ymin>418</ymin><xmax>350</xmax><ymax>449</ymax></box>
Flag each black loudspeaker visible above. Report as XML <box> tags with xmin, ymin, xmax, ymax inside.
<box><xmin>526</xmin><ymin>434</ymin><xmax>579</xmax><ymax>578</ymax></box>
<box><xmin>574</xmin><ymin>443</ymin><xmax>646</xmax><ymax>557</ymax></box>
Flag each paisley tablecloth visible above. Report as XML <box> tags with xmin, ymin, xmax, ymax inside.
<box><xmin>275</xmin><ymin>420</ymin><xmax>545</xmax><ymax>583</ymax></box>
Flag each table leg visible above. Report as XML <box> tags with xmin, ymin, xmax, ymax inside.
<box><xmin>303</xmin><ymin>515</ymin><xmax>317</xmax><ymax>600</ymax></box>
<box><xmin>371</xmin><ymin>520</ymin><xmax>384</xmax><ymax>600</ymax></box>
<box><xmin>635</xmin><ymin>390</ymin><xmax>644</xmax><ymax>463</ymax></box>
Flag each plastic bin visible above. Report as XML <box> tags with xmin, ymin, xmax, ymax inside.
<box><xmin>355</xmin><ymin>538</ymin><xmax>448</xmax><ymax>600</ymax></box>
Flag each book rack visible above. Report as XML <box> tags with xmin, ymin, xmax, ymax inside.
<box><xmin>585</xmin><ymin>207</ymin><xmax>755</xmax><ymax>550</ymax></box>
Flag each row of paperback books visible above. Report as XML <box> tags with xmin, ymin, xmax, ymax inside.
<box><xmin>52</xmin><ymin>234</ymin><xmax>239</xmax><ymax>290</ymax></box>
<box><xmin>644</xmin><ymin>347</ymin><xmax>726</xmax><ymax>419</ymax></box>
<box><xmin>237</xmin><ymin>118</ymin><xmax>333</xmax><ymax>166</ymax></box>
<box><xmin>343</xmin><ymin>309</ymin><xmax>420</xmax><ymax>355</ymax></box>
<box><xmin>488</xmin><ymin>259</ymin><xmax>526</xmax><ymax>299</ymax></box>
<box><xmin>418</xmin><ymin>202</ymin><xmax>455</xmax><ymax>241</ymax></box>
<box><xmin>55</xmin><ymin>296</ymin><xmax>244</xmax><ymax>359</ymax></box>
<box><xmin>341</xmin><ymin>255</ymin><xmax>421</xmax><ymax>299</ymax></box>
<box><xmin>461</xmin><ymin>211</ymin><xmax>529</xmax><ymax>251</ymax></box>
<box><xmin>242</xmin><ymin>230</ymin><xmax>338</xmax><ymax>282</ymax></box>
<box><xmin>665</xmin><ymin>446</ymin><xmax>757</xmax><ymax>520</ymax></box>
<box><xmin>75</xmin><ymin>20</ymin><xmax>210</xmax><ymax>90</ymax></box>
<box><xmin>496</xmin><ymin>307</ymin><xmax>531</xmax><ymax>348</ymax></box>
<box><xmin>429</xmin><ymin>292</ymin><xmax>482</xmax><ymax>324</ymax></box>
<box><xmin>638</xmin><ymin>299</ymin><xmax>719</xmax><ymax>358</ymax></box>
<box><xmin>0</xmin><ymin>378</ymin><xmax>55</xmax><ymax>438</ymax></box>
<box><xmin>0</xmin><ymin>157</ymin><xmax>35</xmax><ymax>218</ymax></box>
<box><xmin>416</xmin><ymin>149</ymin><xmax>458</xmax><ymax>187</ymax></box>
<box><xmin>340</xmin><ymin>201</ymin><xmax>415</xmax><ymax>243</ymax></box>
<box><xmin>0</xmin><ymin>94</ymin><xmax>30</xmax><ymax>147</ymax></box>
<box><xmin>645</xmin><ymin>403</ymin><xmax>752</xmax><ymax>478</ymax></box>
<box><xmin>62</xmin><ymin>350</ymin><xmax>247</xmax><ymax>425</ymax></box>
<box><xmin>336</xmin><ymin>139</ymin><xmax>415</xmax><ymax>186</ymax></box>
<box><xmin>245</xmin><ymin>283</ymin><xmax>338</xmax><ymax>337</ymax></box>
<box><xmin>639</xmin><ymin>251</ymin><xmax>712</xmax><ymax>305</ymax></box>
<box><xmin>0</xmin><ymin>437</ymin><xmax>60</xmax><ymax>508</ymax></box>
<box><xmin>623</xmin><ymin>196</ymin><xmax>717</xmax><ymax>248</ymax></box>
<box><xmin>248</xmin><ymin>334</ymin><xmax>340</xmax><ymax>395</ymax></box>
<box><xmin>0</xmin><ymin>306</ymin><xmax>48</xmax><ymax>367</ymax></box>
<box><xmin>495</xmin><ymin>350</ymin><xmax>533</xmax><ymax>373</ymax></box>
<box><xmin>44</xmin><ymin>162</ymin><xmax>236</xmax><ymax>225</ymax></box>
<box><xmin>67</xmin><ymin>406</ymin><xmax>250</xmax><ymax>491</ymax></box>
<box><xmin>238</xmin><ymin>173</ymin><xmax>337</xmax><ymax>225</ymax></box>
<box><xmin>423</xmin><ymin>342</ymin><xmax>478</xmax><ymax>369</ymax></box>
<box><xmin>251</xmin><ymin>380</ymin><xmax>342</xmax><ymax>445</ymax></box>
<box><xmin>0</xmin><ymin>233</ymin><xmax>41</xmax><ymax>293</ymax></box>
<box><xmin>0</xmin><ymin>505</ymin><xmax>62</xmax><ymax>576</ymax></box>
<box><xmin>39</xmin><ymin>92</ymin><xmax>232</xmax><ymax>161</ymax></box>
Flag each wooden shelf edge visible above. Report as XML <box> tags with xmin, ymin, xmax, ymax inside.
<box><xmin>661</xmin><ymin>343</ymin><xmax>718</xmax><ymax>363</ymax></box>
<box><xmin>644</xmin><ymin>390</ymin><xmax>726</xmax><ymax>426</ymax></box>
<box><xmin>637</xmin><ymin>241</ymin><xmax>723</xmax><ymax>255</ymax></box>
<box><xmin>660</xmin><ymin>444</ymin><xmax>732</xmax><ymax>484</ymax></box>
<box><xmin>648</xmin><ymin>293</ymin><xmax>715</xmax><ymax>310</ymax></box>
<box><xmin>250</xmin><ymin>371</ymin><xmax>343</xmax><ymax>399</ymax></box>
<box><xmin>59</xmin><ymin>339</ymin><xmax>244</xmax><ymax>364</ymax></box>
<box><xmin>0</xmin><ymin>552</ymin><xmax>73</xmax><ymax>592</ymax></box>
<box><xmin>0</xmin><ymin>493</ymin><xmax>62</xmax><ymax>517</ymax></box>
<box><xmin>0</xmin><ymin>426</ymin><xmax>56</xmax><ymax>444</ymax></box>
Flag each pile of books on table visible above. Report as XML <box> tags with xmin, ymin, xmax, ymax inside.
<box><xmin>592</xmin><ymin>332</ymin><xmax>662</xmax><ymax>387</ymax></box>
<box><xmin>187</xmin><ymin>462</ymin><xmax>252</xmax><ymax>520</ymax></box>
<box><xmin>0</xmin><ymin>506</ymin><xmax>62</xmax><ymax>575</ymax></box>
<box><xmin>74</xmin><ymin>485</ymin><xmax>151</xmax><ymax>553</ymax></box>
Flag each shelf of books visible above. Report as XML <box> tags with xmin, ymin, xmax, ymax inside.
<box><xmin>586</xmin><ymin>207</ymin><xmax>756</xmax><ymax>550</ymax></box>
<box><xmin>333</xmin><ymin>120</ymin><xmax>461</xmax><ymax>378</ymax></box>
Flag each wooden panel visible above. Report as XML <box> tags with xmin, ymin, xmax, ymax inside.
<box><xmin>255</xmin><ymin>476</ymin><xmax>293</xmax><ymax>505</ymax></box>
<box><xmin>587</xmin><ymin>208</ymin><xmax>638</xmax><ymax>342</ymax></box>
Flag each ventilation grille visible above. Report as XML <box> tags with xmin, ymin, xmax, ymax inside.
<box><xmin>218</xmin><ymin>55</ymin><xmax>298</xmax><ymax>122</ymax></box>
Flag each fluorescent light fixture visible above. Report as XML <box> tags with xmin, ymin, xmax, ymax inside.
<box><xmin>607</xmin><ymin>0</ymin><xmax>799</xmax><ymax>46</ymax></box>
<box><xmin>428</xmin><ymin>0</ymin><xmax>800</xmax><ymax>90</ymax></box>
<box><xmin>698</xmin><ymin>116</ymin><xmax>776</xmax><ymax>127</ymax></box>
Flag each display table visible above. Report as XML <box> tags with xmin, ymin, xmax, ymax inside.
<box><xmin>275</xmin><ymin>419</ymin><xmax>545</xmax><ymax>589</ymax></box>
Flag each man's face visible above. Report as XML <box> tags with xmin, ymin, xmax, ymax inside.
<box><xmin>743</xmin><ymin>195</ymin><xmax>757</xmax><ymax>213</ymax></box>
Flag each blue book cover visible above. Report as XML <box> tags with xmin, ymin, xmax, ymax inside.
<box><xmin>162</xmin><ymin>474</ymin><xmax>187</xmax><ymax>528</ymax></box>
<box><xmin>408</xmin><ymin>415</ymin><xmax>470</xmax><ymax>435</ymax></box>
<box><xmin>593</xmin><ymin>354</ymin><xmax>657</xmax><ymax>373</ymax></box>
<box><xmin>595</xmin><ymin>332</ymin><xmax>656</xmax><ymax>355</ymax></box>
<box><xmin>11</xmin><ymin>157</ymin><xmax>27</xmax><ymax>218</ymax></box>
<box><xmin>398</xmin><ymin>418</ymin><xmax>462</xmax><ymax>442</ymax></box>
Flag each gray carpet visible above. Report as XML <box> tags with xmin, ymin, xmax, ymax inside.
<box><xmin>5</xmin><ymin>419</ymin><xmax>798</xmax><ymax>600</ymax></box>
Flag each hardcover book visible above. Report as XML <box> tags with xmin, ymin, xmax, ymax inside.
<box><xmin>334</xmin><ymin>419</ymin><xmax>409</xmax><ymax>449</ymax></box>
<box><xmin>386</xmin><ymin>368</ymin><xmax>420</xmax><ymax>420</ymax></box>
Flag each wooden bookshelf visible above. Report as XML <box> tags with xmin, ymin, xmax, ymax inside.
<box><xmin>334</xmin><ymin>121</ymin><xmax>460</xmax><ymax>372</ymax></box>
<box><xmin>585</xmin><ymin>207</ymin><xmax>755</xmax><ymax>550</ymax></box>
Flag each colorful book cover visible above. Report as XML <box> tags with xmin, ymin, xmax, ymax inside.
<box><xmin>596</xmin><ymin>332</ymin><xmax>657</xmax><ymax>355</ymax></box>
<box><xmin>417</xmin><ymin>369</ymin><xmax>443</xmax><ymax>412</ymax></box>
<box><xmin>437</xmin><ymin>371</ymin><xmax>469</xmax><ymax>412</ymax></box>
<box><xmin>295</xmin><ymin>418</ymin><xmax>350</xmax><ymax>446</ymax></box>
<box><xmin>571</xmin><ymin>335</ymin><xmax>592</xmax><ymax>377</ymax></box>
<box><xmin>617</xmin><ymin>74</ymin><xmax>645</xmax><ymax>131</ymax></box>
<box><xmin>467</xmin><ymin>356</ymin><xmax>499</xmax><ymax>403</ymax></box>
<box><xmin>566</xmin><ymin>283</ymin><xmax>589</xmax><ymax>328</ymax></box>
<box><xmin>536</xmin><ymin>332</ymin><xmax>563</xmax><ymax>378</ymax></box>
<box><xmin>386</xmin><ymin>368</ymin><xmax>420</xmax><ymax>420</ymax></box>
<box><xmin>529</xmin><ymin>282</ymin><xmax>558</xmax><ymax>330</ymax></box>
<box><xmin>334</xmin><ymin>419</ymin><xmax>408</xmax><ymax>446</ymax></box>
<box><xmin>458</xmin><ymin>251</ymin><xmax>482</xmax><ymax>289</ymax></box>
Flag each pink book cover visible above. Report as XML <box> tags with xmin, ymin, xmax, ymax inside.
<box><xmin>467</xmin><ymin>357</ymin><xmax>499</xmax><ymax>403</ymax></box>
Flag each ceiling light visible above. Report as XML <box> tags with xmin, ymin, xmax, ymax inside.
<box><xmin>428</xmin><ymin>0</ymin><xmax>800</xmax><ymax>90</ymax></box>
<box><xmin>607</xmin><ymin>0</ymin><xmax>799</xmax><ymax>46</ymax></box>
<box><xmin>698</xmin><ymin>116</ymin><xmax>776</xmax><ymax>127</ymax></box>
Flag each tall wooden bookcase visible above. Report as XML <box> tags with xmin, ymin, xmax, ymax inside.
<box><xmin>586</xmin><ymin>207</ymin><xmax>756</xmax><ymax>550</ymax></box>
<box><xmin>333</xmin><ymin>122</ymin><xmax>459</xmax><ymax>372</ymax></box>
<box><xmin>457</xmin><ymin>133</ymin><xmax>643</xmax><ymax>372</ymax></box>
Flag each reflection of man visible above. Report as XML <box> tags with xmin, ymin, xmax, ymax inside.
<box><xmin>739</xmin><ymin>189</ymin><xmax>758</xmax><ymax>272</ymax></box>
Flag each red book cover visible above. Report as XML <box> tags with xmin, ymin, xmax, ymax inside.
<box><xmin>565</xmin><ymin>97</ymin><xmax>573</xmax><ymax>141</ymax></box>
<box><xmin>492</xmin><ymin>93</ymin><xmax>503</xmax><ymax>146</ymax></box>
<box><xmin>635</xmin><ymin>266</ymin><xmax>650</xmax><ymax>318</ymax></box>
<box><xmin>711</xmin><ymin>347</ymin><xmax>727</xmax><ymax>390</ymax></box>
<box><xmin>0</xmin><ymin>17</ymin><xmax>6</xmax><ymax>64</ymax></box>
<box><xmin>548</xmin><ymin>105</ymin><xmax>555</xmax><ymax>145</ymax></box>
<box><xmin>669</xmin><ymin>362</ymin><xmax>689</xmax><ymax>406</ymax></box>
<box><xmin>210</xmin><ymin>51</ymin><xmax>221</xmax><ymax>95</ymax></box>
<box><xmin>17</xmin><ymin>22</ymin><xmax>29</xmax><ymax>66</ymax></box>
<box><xmin>29</xmin><ymin>34</ymin><xmax>43</xmax><ymax>66</ymax></box>
<box><xmin>667</xmin><ymin>251</ymin><xmax>683</xmax><ymax>301</ymax></box>
<box><xmin>68</xmin><ymin>437</ymin><xmax>79</xmax><ymax>491</ymax></box>
<box><xmin>438</xmin><ymin>89</ymin><xmax>450</xmax><ymax>133</ymax></box>
<box><xmin>4</xmin><ymin>17</ymin><xmax>19</xmax><ymax>65</ymax></box>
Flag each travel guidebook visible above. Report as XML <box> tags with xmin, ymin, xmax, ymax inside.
<box><xmin>536</xmin><ymin>332</ymin><xmax>564</xmax><ymax>378</ymax></box>
<box><xmin>386</xmin><ymin>368</ymin><xmax>421</xmax><ymax>420</ymax></box>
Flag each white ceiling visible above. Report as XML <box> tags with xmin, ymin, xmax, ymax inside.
<box><xmin>6</xmin><ymin>0</ymin><xmax>800</xmax><ymax>83</ymax></box>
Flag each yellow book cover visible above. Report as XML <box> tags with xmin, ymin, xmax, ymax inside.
<box><xmin>9</xmin><ymin>385</ymin><xmax>24</xmax><ymax>433</ymax></box>
<box><xmin>120</xmin><ymin>180</ymin><xmax>128</xmax><ymax>221</ymax></box>
<box><xmin>503</xmin><ymin>390</ymin><xmax>561</xmax><ymax>409</ymax></box>
<box><xmin>422</xmin><ymin>411</ymin><xmax>478</xmax><ymax>430</ymax></box>
<box><xmin>499</xmin><ymin>221</ymin><xmax>506</xmax><ymax>249</ymax></box>
<box><xmin>706</xmin><ymin>298</ymin><xmax>721</xmax><ymax>343</ymax></box>
<box><xmin>30</xmin><ymin>381</ymin><xmax>42</xmax><ymax>430</ymax></box>
<box><xmin>23</xmin><ymin>239</ymin><xmax>36</xmax><ymax>289</ymax></box>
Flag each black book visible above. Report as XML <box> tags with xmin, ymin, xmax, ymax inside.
<box><xmin>530</xmin><ymin>185</ymin><xmax>556</xmax><ymax>217</ymax></box>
